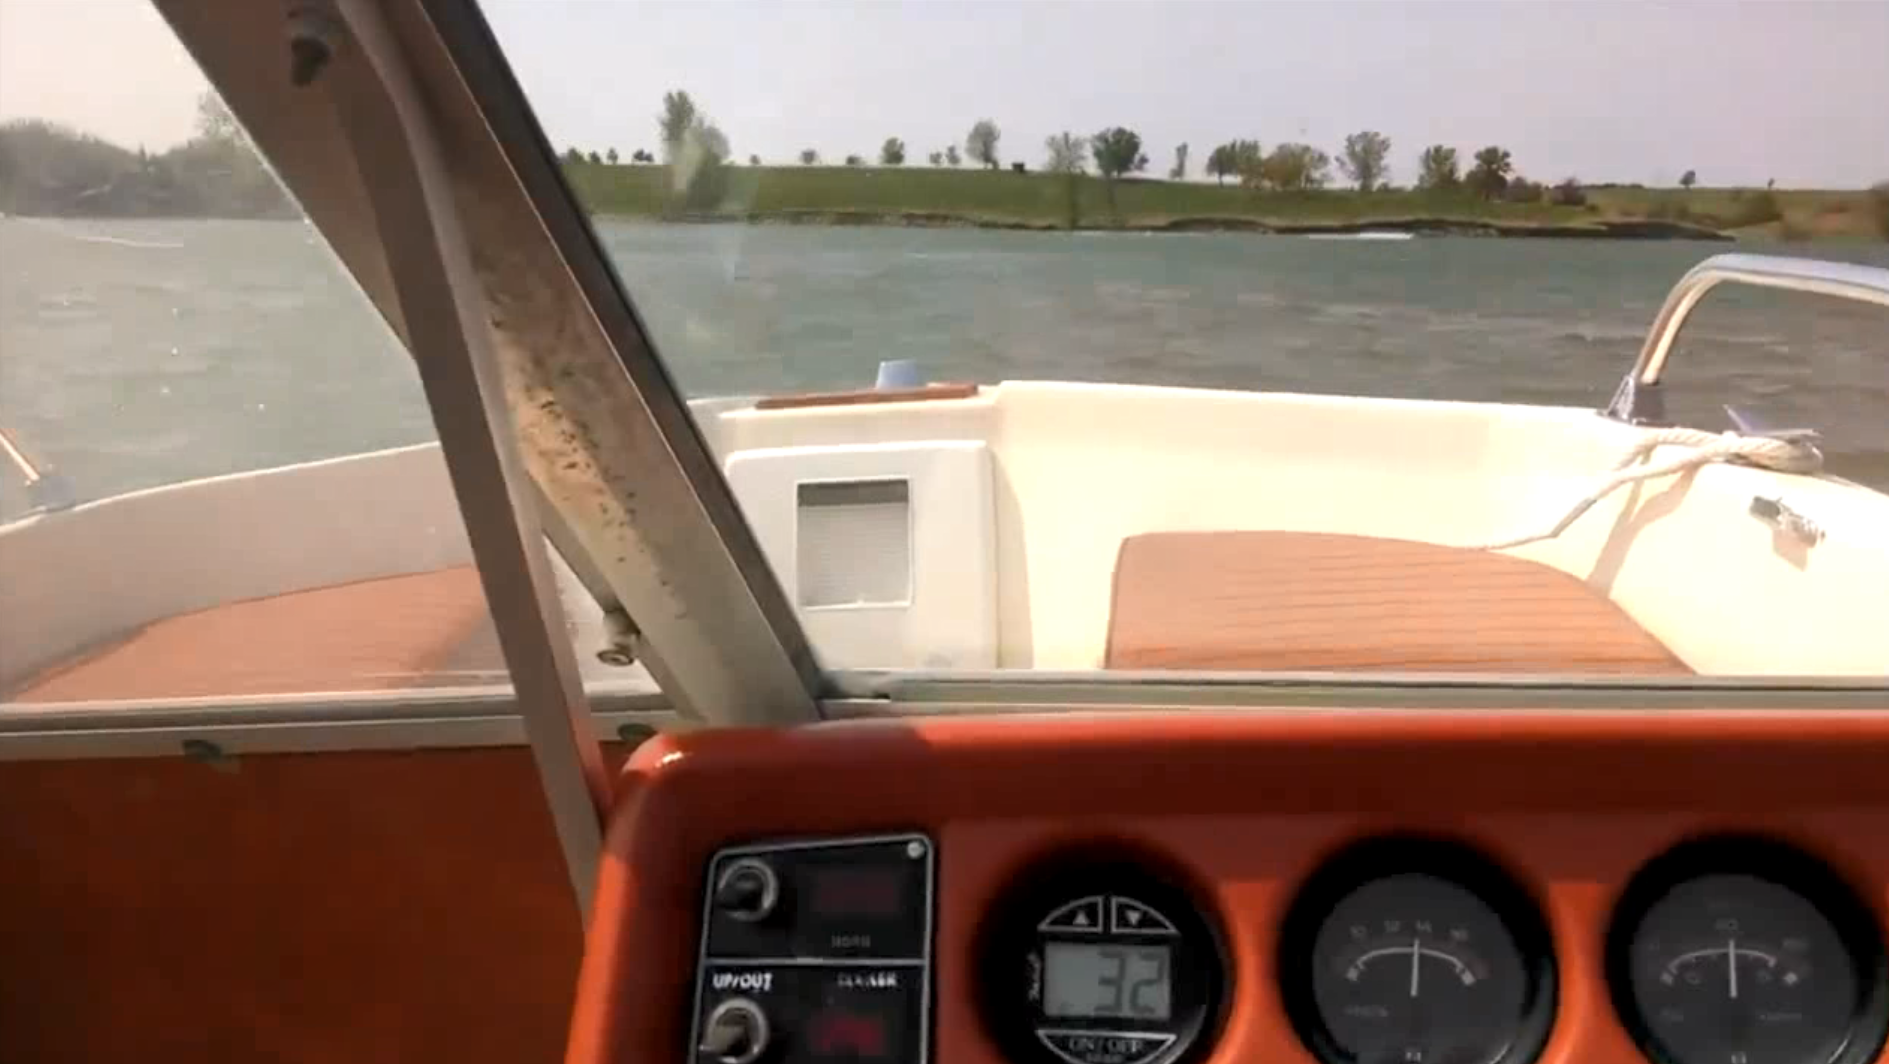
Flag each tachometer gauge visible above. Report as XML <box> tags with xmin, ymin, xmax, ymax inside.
<box><xmin>1608</xmin><ymin>838</ymin><xmax>1889</xmax><ymax>1064</ymax></box>
<box><xmin>1280</xmin><ymin>838</ymin><xmax>1557</xmax><ymax>1064</ymax></box>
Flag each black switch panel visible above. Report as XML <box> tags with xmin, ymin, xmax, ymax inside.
<box><xmin>695</xmin><ymin>964</ymin><xmax>926</xmax><ymax>1064</ymax></box>
<box><xmin>703</xmin><ymin>834</ymin><xmax>933</xmax><ymax>962</ymax></box>
<box><xmin>691</xmin><ymin>833</ymin><xmax>935</xmax><ymax>1064</ymax></box>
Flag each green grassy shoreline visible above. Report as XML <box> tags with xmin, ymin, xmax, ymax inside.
<box><xmin>566</xmin><ymin>163</ymin><xmax>1888</xmax><ymax>243</ymax></box>
<box><xmin>657</xmin><ymin>207</ymin><xmax>1735</xmax><ymax>241</ymax></box>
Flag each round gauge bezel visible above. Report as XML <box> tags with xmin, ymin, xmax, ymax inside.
<box><xmin>1604</xmin><ymin>835</ymin><xmax>1889</xmax><ymax>1064</ymax></box>
<box><xmin>1277</xmin><ymin>836</ymin><xmax>1560</xmax><ymax>1064</ymax></box>
<box><xmin>976</xmin><ymin>845</ymin><xmax>1230</xmax><ymax>1064</ymax></box>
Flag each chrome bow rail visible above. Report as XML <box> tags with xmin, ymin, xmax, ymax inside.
<box><xmin>0</xmin><ymin>425</ymin><xmax>74</xmax><ymax>516</ymax></box>
<box><xmin>1604</xmin><ymin>253</ymin><xmax>1889</xmax><ymax>424</ymax></box>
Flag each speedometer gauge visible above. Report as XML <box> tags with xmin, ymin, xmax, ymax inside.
<box><xmin>1280</xmin><ymin>838</ymin><xmax>1557</xmax><ymax>1064</ymax></box>
<box><xmin>1608</xmin><ymin>838</ymin><xmax>1889</xmax><ymax>1064</ymax></box>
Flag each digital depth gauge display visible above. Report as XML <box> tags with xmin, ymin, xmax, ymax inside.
<box><xmin>980</xmin><ymin>854</ymin><xmax>1226</xmax><ymax>1064</ymax></box>
<box><xmin>1043</xmin><ymin>942</ymin><xmax>1174</xmax><ymax>1021</ymax></box>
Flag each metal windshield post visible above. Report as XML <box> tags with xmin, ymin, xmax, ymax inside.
<box><xmin>166</xmin><ymin>0</ymin><xmax>825</xmax><ymax>727</ymax></box>
<box><xmin>318</xmin><ymin>0</ymin><xmax>612</xmax><ymax>917</ymax></box>
<box><xmin>155</xmin><ymin>0</ymin><xmax>831</xmax><ymax>913</ymax></box>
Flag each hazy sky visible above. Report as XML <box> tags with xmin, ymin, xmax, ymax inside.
<box><xmin>3</xmin><ymin>0</ymin><xmax>1886</xmax><ymax>188</ymax></box>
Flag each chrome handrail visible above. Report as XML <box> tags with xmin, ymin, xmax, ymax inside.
<box><xmin>0</xmin><ymin>426</ymin><xmax>38</xmax><ymax>483</ymax></box>
<box><xmin>1604</xmin><ymin>253</ymin><xmax>1889</xmax><ymax>423</ymax></box>
<box><xmin>0</xmin><ymin>425</ymin><xmax>75</xmax><ymax>514</ymax></box>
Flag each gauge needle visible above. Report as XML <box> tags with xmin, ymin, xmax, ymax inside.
<box><xmin>1409</xmin><ymin>937</ymin><xmax>1421</xmax><ymax>998</ymax></box>
<box><xmin>1728</xmin><ymin>939</ymin><xmax>1738</xmax><ymax>1000</ymax></box>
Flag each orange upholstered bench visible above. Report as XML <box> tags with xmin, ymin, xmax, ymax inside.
<box><xmin>1104</xmin><ymin>531</ymin><xmax>1693</xmax><ymax>675</ymax></box>
<box><xmin>12</xmin><ymin>566</ymin><xmax>504</xmax><ymax>703</ymax></box>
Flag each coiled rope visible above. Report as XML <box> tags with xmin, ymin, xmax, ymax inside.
<box><xmin>1475</xmin><ymin>427</ymin><xmax>1823</xmax><ymax>551</ymax></box>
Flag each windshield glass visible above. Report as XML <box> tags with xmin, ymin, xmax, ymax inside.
<box><xmin>0</xmin><ymin>0</ymin><xmax>642</xmax><ymax>706</ymax></box>
<box><xmin>3</xmin><ymin>0</ymin><xmax>1884</xmax><ymax>713</ymax></box>
<box><xmin>485</xmin><ymin>0</ymin><xmax>1889</xmax><ymax>685</ymax></box>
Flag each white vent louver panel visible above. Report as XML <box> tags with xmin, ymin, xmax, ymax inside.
<box><xmin>722</xmin><ymin>441</ymin><xmax>996</xmax><ymax>669</ymax></box>
<box><xmin>795</xmin><ymin>480</ymin><xmax>912</xmax><ymax>608</ymax></box>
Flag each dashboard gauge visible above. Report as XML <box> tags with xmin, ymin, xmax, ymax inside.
<box><xmin>979</xmin><ymin>850</ymin><xmax>1227</xmax><ymax>1064</ymax></box>
<box><xmin>1608</xmin><ymin>838</ymin><xmax>1889</xmax><ymax>1064</ymax></box>
<box><xmin>1280</xmin><ymin>839</ymin><xmax>1557</xmax><ymax>1064</ymax></box>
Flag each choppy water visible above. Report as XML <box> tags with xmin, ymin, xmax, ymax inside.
<box><xmin>3</xmin><ymin>216</ymin><xmax>1886</xmax><ymax>523</ymax></box>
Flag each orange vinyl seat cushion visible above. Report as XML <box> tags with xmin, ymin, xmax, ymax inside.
<box><xmin>1104</xmin><ymin>531</ymin><xmax>1693</xmax><ymax>675</ymax></box>
<box><xmin>12</xmin><ymin>566</ymin><xmax>503</xmax><ymax>703</ymax></box>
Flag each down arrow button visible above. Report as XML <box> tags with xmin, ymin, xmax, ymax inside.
<box><xmin>1108</xmin><ymin>896</ymin><xmax>1179</xmax><ymax>936</ymax></box>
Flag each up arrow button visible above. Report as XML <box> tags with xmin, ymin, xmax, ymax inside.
<box><xmin>1109</xmin><ymin>896</ymin><xmax>1179</xmax><ymax>936</ymax></box>
<box><xmin>1037</xmin><ymin>896</ymin><xmax>1106</xmax><ymax>934</ymax></box>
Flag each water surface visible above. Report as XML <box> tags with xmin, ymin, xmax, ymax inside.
<box><xmin>3</xmin><ymin>216</ymin><xmax>1885</xmax><ymax>522</ymax></box>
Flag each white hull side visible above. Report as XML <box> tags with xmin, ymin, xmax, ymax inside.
<box><xmin>5</xmin><ymin>380</ymin><xmax>1885</xmax><ymax>690</ymax></box>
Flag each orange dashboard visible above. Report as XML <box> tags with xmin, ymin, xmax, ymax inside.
<box><xmin>566</xmin><ymin>712</ymin><xmax>1889</xmax><ymax>1064</ymax></box>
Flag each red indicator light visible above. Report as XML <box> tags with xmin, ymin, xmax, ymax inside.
<box><xmin>807</xmin><ymin>1008</ymin><xmax>889</xmax><ymax>1058</ymax></box>
<box><xmin>809</xmin><ymin>868</ymin><xmax>902</xmax><ymax>917</ymax></box>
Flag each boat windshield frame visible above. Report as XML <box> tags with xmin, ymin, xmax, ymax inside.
<box><xmin>153</xmin><ymin>0</ymin><xmax>827</xmax><ymax>733</ymax></box>
<box><xmin>3</xmin><ymin>0</ymin><xmax>1881</xmax><ymax>925</ymax></box>
<box><xmin>136</xmin><ymin>0</ymin><xmax>1889</xmax><ymax>730</ymax></box>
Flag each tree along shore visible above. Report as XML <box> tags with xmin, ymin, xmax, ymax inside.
<box><xmin>560</xmin><ymin>162</ymin><xmax>1883</xmax><ymax>243</ymax></box>
<box><xmin>5</xmin><ymin>111</ymin><xmax>1884</xmax><ymax>243</ymax></box>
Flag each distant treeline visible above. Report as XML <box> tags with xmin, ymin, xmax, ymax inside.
<box><xmin>6</xmin><ymin>87</ymin><xmax>1885</xmax><ymax>243</ymax></box>
<box><xmin>0</xmin><ymin>95</ymin><xmax>293</xmax><ymax>220</ymax></box>
<box><xmin>565</xmin><ymin>91</ymin><xmax>1889</xmax><ymax>239</ymax></box>
<box><xmin>563</xmin><ymin>94</ymin><xmax>1807</xmax><ymax>202</ymax></box>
